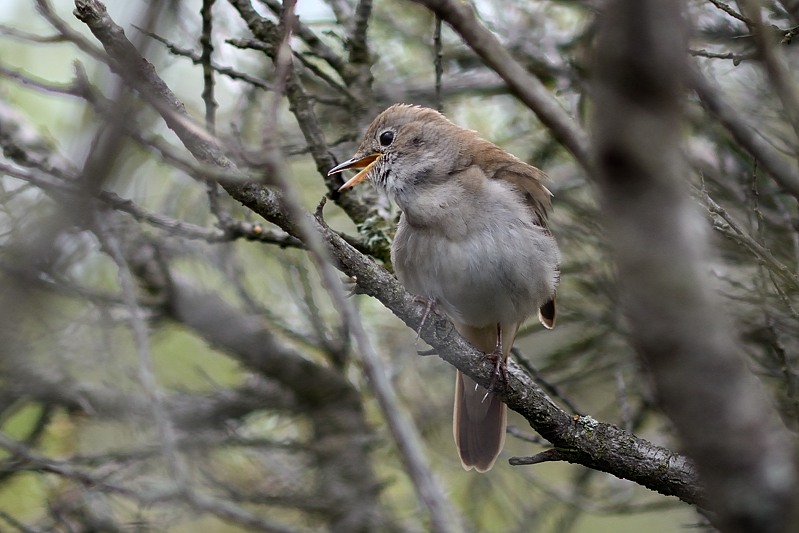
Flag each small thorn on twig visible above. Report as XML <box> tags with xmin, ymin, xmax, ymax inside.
<box><xmin>315</xmin><ymin>195</ymin><xmax>328</xmax><ymax>218</ymax></box>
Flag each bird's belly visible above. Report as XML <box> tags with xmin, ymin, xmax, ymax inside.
<box><xmin>393</xmin><ymin>224</ymin><xmax>558</xmax><ymax>327</ymax></box>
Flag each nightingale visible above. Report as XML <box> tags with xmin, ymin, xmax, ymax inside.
<box><xmin>328</xmin><ymin>104</ymin><xmax>560</xmax><ymax>472</ymax></box>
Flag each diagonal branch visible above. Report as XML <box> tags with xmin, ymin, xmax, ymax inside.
<box><xmin>690</xmin><ymin>65</ymin><xmax>799</xmax><ymax>200</ymax></box>
<box><xmin>74</xmin><ymin>0</ymin><xmax>706</xmax><ymax>509</ymax></box>
<box><xmin>74</xmin><ymin>3</ymin><xmax>463</xmax><ymax>531</ymax></box>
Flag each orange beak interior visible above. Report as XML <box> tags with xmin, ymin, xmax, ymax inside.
<box><xmin>327</xmin><ymin>154</ymin><xmax>381</xmax><ymax>191</ymax></box>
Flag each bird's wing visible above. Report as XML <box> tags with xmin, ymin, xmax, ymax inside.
<box><xmin>459</xmin><ymin>138</ymin><xmax>558</xmax><ymax>327</ymax></box>
<box><xmin>463</xmin><ymin>139</ymin><xmax>553</xmax><ymax>229</ymax></box>
<box><xmin>492</xmin><ymin>163</ymin><xmax>552</xmax><ymax>229</ymax></box>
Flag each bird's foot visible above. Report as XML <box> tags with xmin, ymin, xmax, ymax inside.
<box><xmin>480</xmin><ymin>347</ymin><xmax>508</xmax><ymax>401</ymax></box>
<box><xmin>341</xmin><ymin>275</ymin><xmax>364</xmax><ymax>297</ymax></box>
<box><xmin>413</xmin><ymin>295</ymin><xmax>442</xmax><ymax>341</ymax></box>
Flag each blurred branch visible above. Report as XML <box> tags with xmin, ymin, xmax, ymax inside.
<box><xmin>74</xmin><ymin>2</ymin><xmax>462</xmax><ymax>531</ymax></box>
<box><xmin>740</xmin><ymin>0</ymin><xmax>799</xmax><ymax>148</ymax></box>
<box><xmin>137</xmin><ymin>27</ymin><xmax>276</xmax><ymax>88</ymax></box>
<box><xmin>227</xmin><ymin>0</ymin><xmax>369</xmax><ymax>211</ymax></box>
<box><xmin>35</xmin><ymin>0</ymin><xmax>108</xmax><ymax>62</ymax></box>
<box><xmin>0</xmin><ymin>159</ymin><xmax>299</xmax><ymax>247</ymax></box>
<box><xmin>93</xmin><ymin>215</ymin><xmax>190</xmax><ymax>489</ymax></box>
<box><xmin>259</xmin><ymin>0</ymin><xmax>349</xmax><ymax>79</ymax></box>
<box><xmin>690</xmin><ymin>66</ymin><xmax>799</xmax><ymax>200</ymax></box>
<box><xmin>707</xmin><ymin>0</ymin><xmax>751</xmax><ymax>25</ymax></box>
<box><xmin>433</xmin><ymin>14</ymin><xmax>443</xmax><ymax>112</ymax></box>
<box><xmin>592</xmin><ymin>2</ymin><xmax>798</xmax><ymax>533</ymax></box>
<box><xmin>700</xmin><ymin>189</ymin><xmax>799</xmax><ymax>292</ymax></box>
<box><xmin>0</xmin><ymin>432</ymin><xmax>302</xmax><ymax>533</ymax></box>
<box><xmin>780</xmin><ymin>0</ymin><xmax>799</xmax><ymax>24</ymax></box>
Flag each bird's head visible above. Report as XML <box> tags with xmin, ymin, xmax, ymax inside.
<box><xmin>328</xmin><ymin>104</ymin><xmax>462</xmax><ymax>199</ymax></box>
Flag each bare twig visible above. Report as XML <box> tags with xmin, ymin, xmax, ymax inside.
<box><xmin>690</xmin><ymin>65</ymin><xmax>799</xmax><ymax>200</ymax></box>
<box><xmin>93</xmin><ymin>216</ymin><xmax>190</xmax><ymax>489</ymax></box>
<box><xmin>0</xmin><ymin>432</ymin><xmax>301</xmax><ymax>533</ymax></box>
<box><xmin>512</xmin><ymin>347</ymin><xmax>581</xmax><ymax>415</ymax></box>
<box><xmin>700</xmin><ymin>189</ymin><xmax>799</xmax><ymax>291</ymax></box>
<box><xmin>740</xmin><ymin>0</ymin><xmax>799</xmax><ymax>148</ymax></box>
<box><xmin>708</xmin><ymin>0</ymin><xmax>752</xmax><ymax>25</ymax></box>
<box><xmin>510</xmin><ymin>448</ymin><xmax>575</xmax><ymax>466</ymax></box>
<box><xmin>409</xmin><ymin>0</ymin><xmax>591</xmax><ymax>169</ymax></box>
<box><xmin>199</xmin><ymin>0</ymin><xmax>217</xmax><ymax>133</ymax></box>
<box><xmin>136</xmin><ymin>28</ymin><xmax>275</xmax><ymax>89</ymax></box>
<box><xmin>434</xmin><ymin>14</ymin><xmax>443</xmax><ymax>112</ymax></box>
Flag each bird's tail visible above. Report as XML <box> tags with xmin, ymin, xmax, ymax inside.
<box><xmin>452</xmin><ymin>323</ymin><xmax>517</xmax><ymax>472</ymax></box>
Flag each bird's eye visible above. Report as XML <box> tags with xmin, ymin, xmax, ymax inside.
<box><xmin>379</xmin><ymin>130</ymin><xmax>394</xmax><ymax>147</ymax></box>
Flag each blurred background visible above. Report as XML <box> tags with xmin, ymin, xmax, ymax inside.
<box><xmin>0</xmin><ymin>0</ymin><xmax>797</xmax><ymax>531</ymax></box>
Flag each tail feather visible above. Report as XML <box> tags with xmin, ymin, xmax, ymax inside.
<box><xmin>452</xmin><ymin>323</ymin><xmax>518</xmax><ymax>472</ymax></box>
<box><xmin>538</xmin><ymin>296</ymin><xmax>556</xmax><ymax>329</ymax></box>
<box><xmin>454</xmin><ymin>371</ymin><xmax>506</xmax><ymax>472</ymax></box>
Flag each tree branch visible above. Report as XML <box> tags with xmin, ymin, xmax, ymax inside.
<box><xmin>690</xmin><ymin>65</ymin><xmax>799</xmax><ymax>200</ymax></box>
<box><xmin>69</xmin><ymin>0</ymin><xmax>712</xmax><ymax>509</ymax></box>
<box><xmin>592</xmin><ymin>2</ymin><xmax>798</xmax><ymax>532</ymax></box>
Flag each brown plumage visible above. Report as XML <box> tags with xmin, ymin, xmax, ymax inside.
<box><xmin>329</xmin><ymin>104</ymin><xmax>560</xmax><ymax>471</ymax></box>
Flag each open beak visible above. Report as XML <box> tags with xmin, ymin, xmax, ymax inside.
<box><xmin>327</xmin><ymin>153</ymin><xmax>381</xmax><ymax>191</ymax></box>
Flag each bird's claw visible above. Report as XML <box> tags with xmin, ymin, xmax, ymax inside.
<box><xmin>413</xmin><ymin>295</ymin><xmax>442</xmax><ymax>341</ymax></box>
<box><xmin>480</xmin><ymin>347</ymin><xmax>508</xmax><ymax>401</ymax></box>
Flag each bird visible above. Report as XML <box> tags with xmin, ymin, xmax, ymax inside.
<box><xmin>328</xmin><ymin>104</ymin><xmax>560</xmax><ymax>472</ymax></box>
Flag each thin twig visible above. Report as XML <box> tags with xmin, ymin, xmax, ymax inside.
<box><xmin>259</xmin><ymin>0</ymin><xmax>349</xmax><ymax>78</ymax></box>
<box><xmin>434</xmin><ymin>14</ymin><xmax>443</xmax><ymax>112</ymax></box>
<box><xmin>689</xmin><ymin>48</ymin><xmax>754</xmax><ymax>63</ymax></box>
<box><xmin>512</xmin><ymin>347</ymin><xmax>581</xmax><ymax>414</ymax></box>
<box><xmin>0</xmin><ymin>432</ymin><xmax>300</xmax><ymax>533</ymax></box>
<box><xmin>197</xmin><ymin>0</ymin><xmax>232</xmax><ymax>229</ymax></box>
<box><xmin>708</xmin><ymin>0</ymin><xmax>752</xmax><ymax>25</ymax></box>
<box><xmin>409</xmin><ymin>0</ymin><xmax>591</xmax><ymax>169</ymax></box>
<box><xmin>690</xmin><ymin>64</ymin><xmax>799</xmax><ymax>200</ymax></box>
<box><xmin>506</xmin><ymin>425</ymin><xmax>548</xmax><ymax>446</ymax></box>
<box><xmin>700</xmin><ymin>188</ymin><xmax>799</xmax><ymax>291</ymax></box>
<box><xmin>93</xmin><ymin>214</ymin><xmax>190</xmax><ymax>489</ymax></box>
<box><xmin>200</xmin><ymin>0</ymin><xmax>217</xmax><ymax>133</ymax></box>
<box><xmin>136</xmin><ymin>28</ymin><xmax>275</xmax><ymax>89</ymax></box>
<box><xmin>740</xmin><ymin>0</ymin><xmax>799</xmax><ymax>150</ymax></box>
